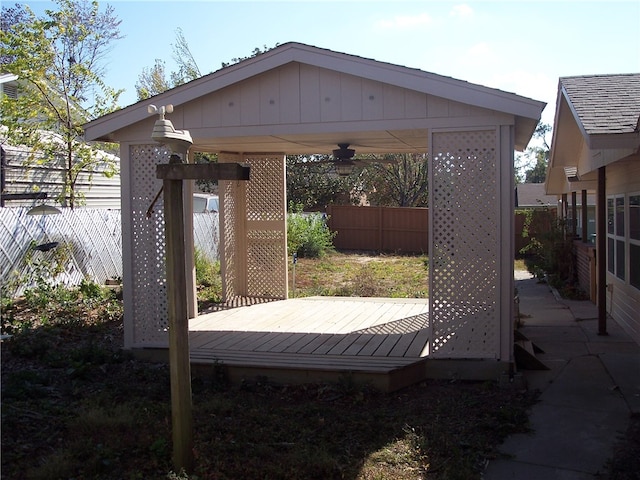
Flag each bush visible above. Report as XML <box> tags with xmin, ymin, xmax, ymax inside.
<box><xmin>287</xmin><ymin>203</ymin><xmax>335</xmax><ymax>258</ymax></box>
<box><xmin>194</xmin><ymin>248</ymin><xmax>219</xmax><ymax>287</ymax></box>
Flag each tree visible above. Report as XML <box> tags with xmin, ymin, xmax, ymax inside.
<box><xmin>286</xmin><ymin>155</ymin><xmax>357</xmax><ymax>210</ymax></box>
<box><xmin>0</xmin><ymin>0</ymin><xmax>123</xmax><ymax>208</ymax></box>
<box><xmin>135</xmin><ymin>59</ymin><xmax>171</xmax><ymax>100</ymax></box>
<box><xmin>360</xmin><ymin>153</ymin><xmax>429</xmax><ymax>207</ymax></box>
<box><xmin>135</xmin><ymin>28</ymin><xmax>201</xmax><ymax>101</ymax></box>
<box><xmin>220</xmin><ymin>44</ymin><xmax>278</xmax><ymax>68</ymax></box>
<box><xmin>516</xmin><ymin>122</ymin><xmax>551</xmax><ymax>184</ymax></box>
<box><xmin>170</xmin><ymin>27</ymin><xmax>201</xmax><ymax>86</ymax></box>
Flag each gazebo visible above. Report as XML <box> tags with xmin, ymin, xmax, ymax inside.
<box><xmin>84</xmin><ymin>42</ymin><xmax>545</xmax><ymax>384</ymax></box>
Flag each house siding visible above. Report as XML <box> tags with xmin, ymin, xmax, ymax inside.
<box><xmin>1</xmin><ymin>145</ymin><xmax>121</xmax><ymax>209</ymax></box>
<box><xmin>574</xmin><ymin>240</ymin><xmax>596</xmax><ymax>301</ymax></box>
<box><xmin>606</xmin><ymin>158</ymin><xmax>640</xmax><ymax>345</ymax></box>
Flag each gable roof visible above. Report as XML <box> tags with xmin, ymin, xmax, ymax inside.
<box><xmin>84</xmin><ymin>42</ymin><xmax>545</xmax><ymax>153</ymax></box>
<box><xmin>546</xmin><ymin>73</ymin><xmax>640</xmax><ymax>194</ymax></box>
<box><xmin>561</xmin><ymin>74</ymin><xmax>640</xmax><ymax>136</ymax></box>
<box><xmin>516</xmin><ymin>183</ymin><xmax>558</xmax><ymax>208</ymax></box>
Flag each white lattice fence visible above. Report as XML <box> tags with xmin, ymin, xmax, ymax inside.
<box><xmin>0</xmin><ymin>207</ymin><xmax>219</xmax><ymax>299</ymax></box>
<box><xmin>0</xmin><ymin>207</ymin><xmax>122</xmax><ymax>296</ymax></box>
<box><xmin>193</xmin><ymin>213</ymin><xmax>219</xmax><ymax>262</ymax></box>
<box><xmin>430</xmin><ymin>129</ymin><xmax>499</xmax><ymax>358</ymax></box>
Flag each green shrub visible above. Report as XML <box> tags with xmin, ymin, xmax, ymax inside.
<box><xmin>287</xmin><ymin>202</ymin><xmax>335</xmax><ymax>258</ymax></box>
<box><xmin>194</xmin><ymin>248</ymin><xmax>219</xmax><ymax>287</ymax></box>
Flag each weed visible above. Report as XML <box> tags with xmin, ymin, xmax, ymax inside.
<box><xmin>287</xmin><ymin>202</ymin><xmax>336</xmax><ymax>258</ymax></box>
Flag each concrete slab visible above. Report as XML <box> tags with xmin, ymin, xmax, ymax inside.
<box><xmin>599</xmin><ymin>352</ymin><xmax>640</xmax><ymax>413</ymax></box>
<box><xmin>541</xmin><ymin>355</ymin><xmax>628</xmax><ymax>413</ymax></box>
<box><xmin>484</xmin><ymin>460</ymin><xmax>597</xmax><ymax>479</ymax></box>
<box><xmin>562</xmin><ymin>299</ymin><xmax>599</xmax><ymax>321</ymax></box>
<box><xmin>495</xmin><ymin>404</ymin><xmax>628</xmax><ymax>474</ymax></box>
<box><xmin>485</xmin><ymin>275</ymin><xmax>639</xmax><ymax>480</ymax></box>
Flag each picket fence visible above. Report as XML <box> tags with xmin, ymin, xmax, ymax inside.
<box><xmin>0</xmin><ymin>208</ymin><xmax>219</xmax><ymax>297</ymax></box>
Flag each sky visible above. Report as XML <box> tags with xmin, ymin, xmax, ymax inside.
<box><xmin>15</xmin><ymin>0</ymin><xmax>640</xmax><ymax>129</ymax></box>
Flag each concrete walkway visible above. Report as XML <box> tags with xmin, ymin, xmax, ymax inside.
<box><xmin>484</xmin><ymin>272</ymin><xmax>640</xmax><ymax>479</ymax></box>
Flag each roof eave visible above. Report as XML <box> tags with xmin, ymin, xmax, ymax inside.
<box><xmin>84</xmin><ymin>42</ymin><xmax>546</xmax><ymax>144</ymax></box>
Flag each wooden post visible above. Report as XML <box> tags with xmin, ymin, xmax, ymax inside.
<box><xmin>162</xmin><ymin>155</ymin><xmax>194</xmax><ymax>473</ymax></box>
<box><xmin>597</xmin><ymin>167</ymin><xmax>607</xmax><ymax>335</ymax></box>
<box><xmin>156</xmin><ymin>159</ymin><xmax>250</xmax><ymax>473</ymax></box>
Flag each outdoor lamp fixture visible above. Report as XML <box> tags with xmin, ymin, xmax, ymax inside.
<box><xmin>148</xmin><ymin>104</ymin><xmax>193</xmax><ymax>156</ymax></box>
<box><xmin>332</xmin><ymin>143</ymin><xmax>356</xmax><ymax>176</ymax></box>
<box><xmin>26</xmin><ymin>204</ymin><xmax>62</xmax><ymax>216</ymax></box>
<box><xmin>334</xmin><ymin>161</ymin><xmax>354</xmax><ymax>176</ymax></box>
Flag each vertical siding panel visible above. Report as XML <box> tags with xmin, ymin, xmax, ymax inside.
<box><xmin>383</xmin><ymin>84</ymin><xmax>405</xmax><ymax>119</ymax></box>
<box><xmin>299</xmin><ymin>64</ymin><xmax>320</xmax><ymax>123</ymax></box>
<box><xmin>200</xmin><ymin>92</ymin><xmax>222</xmax><ymax>127</ymax></box>
<box><xmin>278</xmin><ymin>63</ymin><xmax>301</xmax><ymax>124</ymax></box>
<box><xmin>340</xmin><ymin>74</ymin><xmax>362</xmax><ymax>121</ymax></box>
<box><xmin>362</xmin><ymin>79</ymin><xmax>384</xmax><ymax>120</ymax></box>
<box><xmin>220</xmin><ymin>85</ymin><xmax>241</xmax><ymax>126</ymax></box>
<box><xmin>240</xmin><ymin>76</ymin><xmax>261</xmax><ymax>125</ymax></box>
<box><xmin>259</xmin><ymin>69</ymin><xmax>280</xmax><ymax>125</ymax></box>
<box><xmin>319</xmin><ymin>69</ymin><xmax>341</xmax><ymax>122</ymax></box>
<box><xmin>405</xmin><ymin>90</ymin><xmax>427</xmax><ymax>118</ymax></box>
<box><xmin>426</xmin><ymin>95</ymin><xmax>448</xmax><ymax>117</ymax></box>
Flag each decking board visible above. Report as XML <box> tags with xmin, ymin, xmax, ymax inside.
<box><xmin>186</xmin><ymin>297</ymin><xmax>431</xmax><ymax>391</ymax></box>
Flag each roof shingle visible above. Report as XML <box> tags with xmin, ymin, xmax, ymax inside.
<box><xmin>561</xmin><ymin>74</ymin><xmax>640</xmax><ymax>135</ymax></box>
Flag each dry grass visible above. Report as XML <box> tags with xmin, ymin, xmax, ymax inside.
<box><xmin>0</xmin><ymin>254</ymin><xmax>570</xmax><ymax>479</ymax></box>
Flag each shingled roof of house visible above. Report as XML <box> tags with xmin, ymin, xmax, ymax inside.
<box><xmin>560</xmin><ymin>73</ymin><xmax>640</xmax><ymax>135</ymax></box>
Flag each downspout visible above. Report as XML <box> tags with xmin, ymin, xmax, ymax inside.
<box><xmin>597</xmin><ymin>167</ymin><xmax>607</xmax><ymax>335</ymax></box>
<box><xmin>581</xmin><ymin>189</ymin><xmax>588</xmax><ymax>243</ymax></box>
<box><xmin>571</xmin><ymin>191</ymin><xmax>577</xmax><ymax>238</ymax></box>
<box><xmin>1</xmin><ymin>147</ymin><xmax>6</xmax><ymax>207</ymax></box>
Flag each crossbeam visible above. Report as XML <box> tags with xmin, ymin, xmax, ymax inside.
<box><xmin>156</xmin><ymin>162</ymin><xmax>250</xmax><ymax>180</ymax></box>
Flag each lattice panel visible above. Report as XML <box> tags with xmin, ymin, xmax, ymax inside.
<box><xmin>245</xmin><ymin>155</ymin><xmax>286</xmax><ymax>222</ymax></box>
<box><xmin>430</xmin><ymin>130</ymin><xmax>499</xmax><ymax>358</ymax></box>
<box><xmin>245</xmin><ymin>155</ymin><xmax>287</xmax><ymax>298</ymax></box>
<box><xmin>130</xmin><ymin>144</ymin><xmax>170</xmax><ymax>346</ymax></box>
<box><xmin>220</xmin><ymin>178</ymin><xmax>238</xmax><ymax>299</ymax></box>
<box><xmin>219</xmin><ymin>154</ymin><xmax>287</xmax><ymax>300</ymax></box>
<box><xmin>246</xmin><ymin>230</ymin><xmax>287</xmax><ymax>297</ymax></box>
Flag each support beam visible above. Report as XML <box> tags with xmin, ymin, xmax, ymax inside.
<box><xmin>597</xmin><ymin>167</ymin><xmax>607</xmax><ymax>335</ymax></box>
<box><xmin>162</xmin><ymin>157</ymin><xmax>194</xmax><ymax>473</ymax></box>
<box><xmin>157</xmin><ymin>162</ymin><xmax>250</xmax><ymax>180</ymax></box>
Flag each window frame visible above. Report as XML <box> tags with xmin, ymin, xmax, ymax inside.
<box><xmin>607</xmin><ymin>194</ymin><xmax>626</xmax><ymax>281</ymax></box>
<box><xmin>629</xmin><ymin>192</ymin><xmax>640</xmax><ymax>290</ymax></box>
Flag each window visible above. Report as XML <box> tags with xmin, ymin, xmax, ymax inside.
<box><xmin>607</xmin><ymin>195</ymin><xmax>625</xmax><ymax>280</ymax></box>
<box><xmin>630</xmin><ymin>194</ymin><xmax>640</xmax><ymax>290</ymax></box>
<box><xmin>608</xmin><ymin>193</ymin><xmax>640</xmax><ymax>291</ymax></box>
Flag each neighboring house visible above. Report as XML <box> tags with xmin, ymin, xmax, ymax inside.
<box><xmin>516</xmin><ymin>182</ymin><xmax>558</xmax><ymax>209</ymax></box>
<box><xmin>546</xmin><ymin>73</ymin><xmax>640</xmax><ymax>345</ymax></box>
<box><xmin>516</xmin><ymin>182</ymin><xmax>596</xmax><ymax>239</ymax></box>
<box><xmin>0</xmin><ymin>142</ymin><xmax>121</xmax><ymax>209</ymax></box>
<box><xmin>0</xmin><ymin>74</ymin><xmax>121</xmax><ymax>208</ymax></box>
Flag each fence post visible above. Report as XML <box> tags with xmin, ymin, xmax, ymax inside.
<box><xmin>378</xmin><ymin>206</ymin><xmax>383</xmax><ymax>252</ymax></box>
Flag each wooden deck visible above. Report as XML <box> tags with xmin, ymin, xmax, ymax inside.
<box><xmin>188</xmin><ymin>297</ymin><xmax>430</xmax><ymax>391</ymax></box>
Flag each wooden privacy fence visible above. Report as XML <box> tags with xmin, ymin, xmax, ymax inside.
<box><xmin>327</xmin><ymin>205</ymin><xmax>429</xmax><ymax>253</ymax></box>
<box><xmin>326</xmin><ymin>205</ymin><xmax>553</xmax><ymax>255</ymax></box>
<box><xmin>0</xmin><ymin>208</ymin><xmax>219</xmax><ymax>296</ymax></box>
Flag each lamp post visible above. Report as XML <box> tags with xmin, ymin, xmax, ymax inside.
<box><xmin>149</xmin><ymin>104</ymin><xmax>195</xmax><ymax>473</ymax></box>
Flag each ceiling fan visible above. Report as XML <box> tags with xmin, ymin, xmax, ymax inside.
<box><xmin>328</xmin><ymin>143</ymin><xmax>396</xmax><ymax>176</ymax></box>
